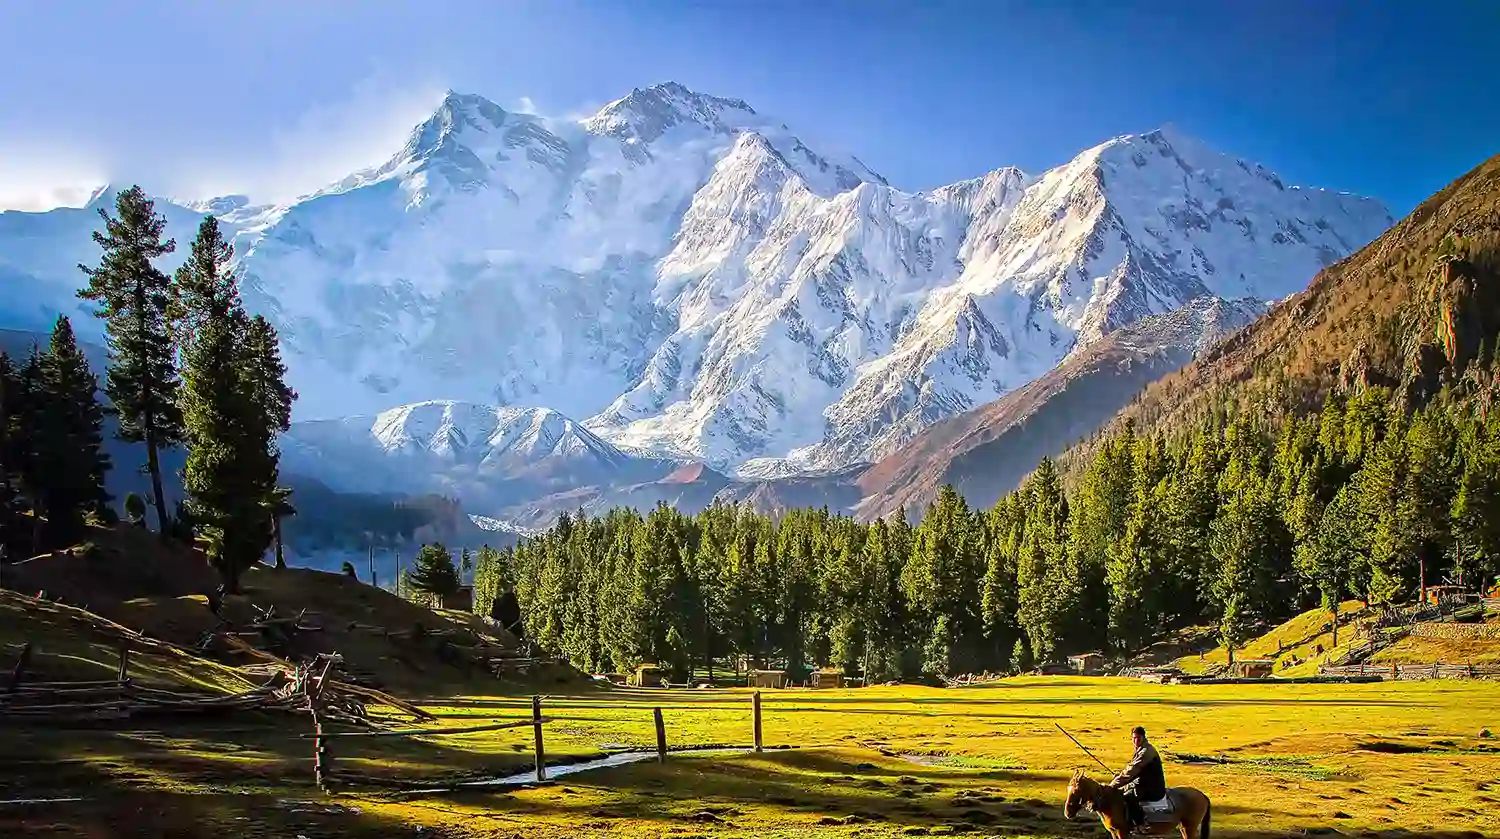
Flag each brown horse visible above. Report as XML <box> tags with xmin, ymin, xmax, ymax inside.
<box><xmin>1063</xmin><ymin>770</ymin><xmax>1211</xmax><ymax>838</ymax></box>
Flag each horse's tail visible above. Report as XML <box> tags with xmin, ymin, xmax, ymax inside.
<box><xmin>1200</xmin><ymin>799</ymin><xmax>1211</xmax><ymax>839</ymax></box>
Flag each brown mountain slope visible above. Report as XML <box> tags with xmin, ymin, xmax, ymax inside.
<box><xmin>1063</xmin><ymin>151</ymin><xmax>1500</xmax><ymax>465</ymax></box>
<box><xmin>844</xmin><ymin>297</ymin><xmax>1263</xmax><ymax>521</ymax></box>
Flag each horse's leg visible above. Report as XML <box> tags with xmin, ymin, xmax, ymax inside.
<box><xmin>1178</xmin><ymin>796</ymin><xmax>1205</xmax><ymax>839</ymax></box>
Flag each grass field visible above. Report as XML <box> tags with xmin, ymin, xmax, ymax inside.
<box><xmin>4</xmin><ymin>677</ymin><xmax>1498</xmax><ymax>838</ymax></box>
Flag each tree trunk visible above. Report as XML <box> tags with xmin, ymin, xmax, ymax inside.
<box><xmin>273</xmin><ymin>515</ymin><xmax>286</xmax><ymax>569</ymax></box>
<box><xmin>1331</xmin><ymin>605</ymin><xmax>1339</xmax><ymax>648</ymax></box>
<box><xmin>704</xmin><ymin>614</ymin><xmax>714</xmax><ymax>685</ymax></box>
<box><xmin>222</xmin><ymin>558</ymin><xmax>242</xmax><ymax>596</ymax></box>
<box><xmin>144</xmin><ymin>427</ymin><xmax>169</xmax><ymax>539</ymax></box>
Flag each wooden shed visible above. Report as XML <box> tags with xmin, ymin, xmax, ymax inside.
<box><xmin>1067</xmin><ymin>652</ymin><xmax>1106</xmax><ymax>675</ymax></box>
<box><xmin>441</xmin><ymin>585</ymin><xmax>473</xmax><ymax>612</ymax></box>
<box><xmin>1423</xmin><ymin>585</ymin><xmax>1472</xmax><ymax>605</ymax></box>
<box><xmin>629</xmin><ymin>664</ymin><xmax>664</xmax><ymax>687</ymax></box>
<box><xmin>809</xmin><ymin>668</ymin><xmax>843</xmax><ymax>689</ymax></box>
<box><xmin>1230</xmin><ymin>659</ymin><xmax>1275</xmax><ymax>678</ymax></box>
<box><xmin>750</xmin><ymin>669</ymin><xmax>787</xmax><ymax>689</ymax></box>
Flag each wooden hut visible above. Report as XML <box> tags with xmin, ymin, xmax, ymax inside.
<box><xmin>810</xmin><ymin>668</ymin><xmax>843</xmax><ymax>689</ymax></box>
<box><xmin>1423</xmin><ymin>585</ymin><xmax>1472</xmax><ymax>606</ymax></box>
<box><xmin>629</xmin><ymin>664</ymin><xmax>665</xmax><ymax>687</ymax></box>
<box><xmin>441</xmin><ymin>585</ymin><xmax>474</xmax><ymax>612</ymax></box>
<box><xmin>750</xmin><ymin>669</ymin><xmax>787</xmax><ymax>689</ymax></box>
<box><xmin>1067</xmin><ymin>652</ymin><xmax>1106</xmax><ymax>675</ymax></box>
<box><xmin>1230</xmin><ymin>659</ymin><xmax>1275</xmax><ymax>679</ymax></box>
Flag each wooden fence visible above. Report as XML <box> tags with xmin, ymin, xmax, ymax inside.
<box><xmin>1318</xmin><ymin>662</ymin><xmax>1500</xmax><ymax>680</ymax></box>
<box><xmin>308</xmin><ymin>690</ymin><xmax>769</xmax><ymax>793</ymax></box>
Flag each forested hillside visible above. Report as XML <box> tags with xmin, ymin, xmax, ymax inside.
<box><xmin>477</xmin><ymin>152</ymin><xmax>1500</xmax><ymax>680</ymax></box>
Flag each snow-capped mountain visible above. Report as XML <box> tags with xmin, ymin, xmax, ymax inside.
<box><xmin>279</xmin><ymin>400</ymin><xmax>675</xmax><ymax>510</ymax></box>
<box><xmin>0</xmin><ymin>82</ymin><xmax>1392</xmax><ymax>479</ymax></box>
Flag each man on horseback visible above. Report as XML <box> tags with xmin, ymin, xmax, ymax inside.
<box><xmin>1110</xmin><ymin>726</ymin><xmax>1167</xmax><ymax>831</ymax></box>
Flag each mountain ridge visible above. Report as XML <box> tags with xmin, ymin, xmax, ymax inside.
<box><xmin>0</xmin><ymin>82</ymin><xmax>1393</xmax><ymax>501</ymax></box>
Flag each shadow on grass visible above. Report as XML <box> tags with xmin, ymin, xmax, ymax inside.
<box><xmin>412</xmin><ymin>747</ymin><xmax>1459</xmax><ymax>839</ymax></box>
<box><xmin>0</xmin><ymin>720</ymin><xmax>437</xmax><ymax>839</ymax></box>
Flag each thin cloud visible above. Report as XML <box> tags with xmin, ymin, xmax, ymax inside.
<box><xmin>177</xmin><ymin>75</ymin><xmax>449</xmax><ymax>205</ymax></box>
<box><xmin>0</xmin><ymin>143</ymin><xmax>109</xmax><ymax>212</ymax></box>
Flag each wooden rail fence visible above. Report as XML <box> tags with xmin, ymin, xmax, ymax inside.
<box><xmin>1319</xmin><ymin>662</ymin><xmax>1500</xmax><ymax>680</ymax></box>
<box><xmin>308</xmin><ymin>690</ymin><xmax>769</xmax><ymax>794</ymax></box>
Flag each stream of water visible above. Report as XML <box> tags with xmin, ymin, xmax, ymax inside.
<box><xmin>411</xmin><ymin>746</ymin><xmax>752</xmax><ymax>794</ymax></box>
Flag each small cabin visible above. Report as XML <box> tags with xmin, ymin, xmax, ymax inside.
<box><xmin>629</xmin><ymin>664</ymin><xmax>664</xmax><ymax>687</ymax></box>
<box><xmin>1230</xmin><ymin>659</ymin><xmax>1275</xmax><ymax>679</ymax></box>
<box><xmin>809</xmin><ymin>668</ymin><xmax>843</xmax><ymax>689</ymax></box>
<box><xmin>750</xmin><ymin>669</ymin><xmax>787</xmax><ymax>689</ymax></box>
<box><xmin>1068</xmin><ymin>652</ymin><xmax>1107</xmax><ymax>675</ymax></box>
<box><xmin>441</xmin><ymin>585</ymin><xmax>474</xmax><ymax>612</ymax></box>
<box><xmin>1423</xmin><ymin>585</ymin><xmax>1473</xmax><ymax>605</ymax></box>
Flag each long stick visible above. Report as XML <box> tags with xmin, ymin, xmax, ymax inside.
<box><xmin>1055</xmin><ymin>723</ymin><xmax>1111</xmax><ymax>773</ymax></box>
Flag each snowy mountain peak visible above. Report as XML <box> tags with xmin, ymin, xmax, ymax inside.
<box><xmin>84</xmin><ymin>184</ymin><xmax>119</xmax><ymax>210</ymax></box>
<box><xmin>398</xmin><ymin>90</ymin><xmax>516</xmax><ymax>164</ymax></box>
<box><xmin>583</xmin><ymin>81</ymin><xmax>758</xmax><ymax>143</ymax></box>
<box><xmin>1</xmin><ymin>85</ymin><xmax>1396</xmax><ymax>488</ymax></box>
<box><xmin>367</xmin><ymin>400</ymin><xmax>623</xmax><ymax>466</ymax></box>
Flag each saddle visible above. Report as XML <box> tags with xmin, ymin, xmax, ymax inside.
<box><xmin>1138</xmin><ymin>789</ymin><xmax>1182</xmax><ymax>823</ymax></box>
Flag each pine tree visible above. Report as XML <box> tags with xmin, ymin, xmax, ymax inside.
<box><xmin>1299</xmin><ymin>485</ymin><xmax>1365</xmax><ymax>646</ymax></box>
<box><xmin>1452</xmin><ymin>414</ymin><xmax>1500</xmax><ymax>589</ymax></box>
<box><xmin>78</xmin><ymin>186</ymin><xmax>182</xmax><ymax>536</ymax></box>
<box><xmin>242</xmin><ymin>315</ymin><xmax>295</xmax><ymax>437</ymax></box>
<box><xmin>176</xmin><ymin>216</ymin><xmax>273</xmax><ymax>591</ymax></box>
<box><xmin>408</xmin><ymin>542</ymin><xmax>460</xmax><ymax>606</ymax></box>
<box><xmin>0</xmin><ymin>352</ymin><xmax>19</xmax><ymax>553</ymax></box>
<box><xmin>980</xmin><ymin>497</ymin><xmax>1022</xmax><ymax>668</ymax></box>
<box><xmin>12</xmin><ymin>347</ymin><xmax>46</xmax><ymax>552</ymax></box>
<box><xmin>1011</xmin><ymin>636</ymin><xmax>1033</xmax><ymax>673</ymax></box>
<box><xmin>1209</xmin><ymin>476</ymin><xmax>1288</xmax><ymax>664</ymax></box>
<box><xmin>1358</xmin><ymin>422</ymin><xmax>1419</xmax><ymax>603</ymax></box>
<box><xmin>35</xmin><ymin>316</ymin><xmax>110</xmax><ymax>544</ymax></box>
<box><xmin>1016</xmin><ymin>459</ymin><xmax>1069</xmax><ymax>663</ymax></box>
<box><xmin>1107</xmin><ymin>479</ymin><xmax>1169</xmax><ymax>654</ymax></box>
<box><xmin>241</xmin><ymin>315</ymin><xmax>296</xmax><ymax>562</ymax></box>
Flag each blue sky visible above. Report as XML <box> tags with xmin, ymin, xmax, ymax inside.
<box><xmin>0</xmin><ymin>0</ymin><xmax>1494</xmax><ymax>213</ymax></box>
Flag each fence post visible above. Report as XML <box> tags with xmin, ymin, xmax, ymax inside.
<box><xmin>753</xmin><ymin>691</ymin><xmax>763</xmax><ymax>753</ymax></box>
<box><xmin>654</xmin><ymin>707</ymin><xmax>666</xmax><ymax>763</ymax></box>
<box><xmin>532</xmin><ymin>695</ymin><xmax>546</xmax><ymax>782</ymax></box>
<box><xmin>117</xmin><ymin>645</ymin><xmax>130</xmax><ymax>684</ymax></box>
<box><xmin>7</xmin><ymin>642</ymin><xmax>31</xmax><ymax>694</ymax></box>
<box><xmin>312</xmin><ymin>712</ymin><xmax>332</xmax><ymax>793</ymax></box>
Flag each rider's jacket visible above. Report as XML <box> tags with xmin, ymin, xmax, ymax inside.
<box><xmin>1112</xmin><ymin>740</ymin><xmax>1166</xmax><ymax>801</ymax></box>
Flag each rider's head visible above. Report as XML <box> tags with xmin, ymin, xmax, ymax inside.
<box><xmin>1131</xmin><ymin>726</ymin><xmax>1146</xmax><ymax>748</ymax></box>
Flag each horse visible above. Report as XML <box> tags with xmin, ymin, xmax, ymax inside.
<box><xmin>1063</xmin><ymin>770</ymin><xmax>1211</xmax><ymax>838</ymax></box>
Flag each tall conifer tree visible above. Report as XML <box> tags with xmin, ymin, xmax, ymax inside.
<box><xmin>36</xmin><ymin>316</ymin><xmax>110</xmax><ymax>543</ymax></box>
<box><xmin>176</xmin><ymin>216</ymin><xmax>272</xmax><ymax>591</ymax></box>
<box><xmin>78</xmin><ymin>186</ymin><xmax>181</xmax><ymax>536</ymax></box>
